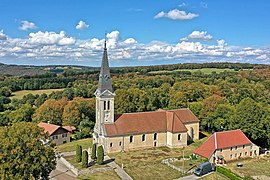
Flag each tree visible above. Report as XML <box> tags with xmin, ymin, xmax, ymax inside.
<box><xmin>81</xmin><ymin>150</ymin><xmax>88</xmax><ymax>168</ymax></box>
<box><xmin>33</xmin><ymin>98</ymin><xmax>67</xmax><ymax>125</ymax></box>
<box><xmin>91</xmin><ymin>143</ymin><xmax>97</xmax><ymax>160</ymax></box>
<box><xmin>8</xmin><ymin>103</ymin><xmax>34</xmax><ymax>123</ymax></box>
<box><xmin>0</xmin><ymin>122</ymin><xmax>56</xmax><ymax>179</ymax></box>
<box><xmin>76</xmin><ymin>145</ymin><xmax>82</xmax><ymax>162</ymax></box>
<box><xmin>233</xmin><ymin>98</ymin><xmax>267</xmax><ymax>141</ymax></box>
<box><xmin>97</xmin><ymin>145</ymin><xmax>104</xmax><ymax>165</ymax></box>
<box><xmin>62</xmin><ymin>101</ymin><xmax>81</xmax><ymax>126</ymax></box>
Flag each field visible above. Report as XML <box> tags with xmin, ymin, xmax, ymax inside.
<box><xmin>56</xmin><ymin>138</ymin><xmax>92</xmax><ymax>153</ymax></box>
<box><xmin>109</xmin><ymin>137</ymin><xmax>207</xmax><ymax>180</ymax></box>
<box><xmin>10</xmin><ymin>88</ymin><xmax>64</xmax><ymax>99</ymax></box>
<box><xmin>79</xmin><ymin>169</ymin><xmax>120</xmax><ymax>180</ymax></box>
<box><xmin>227</xmin><ymin>156</ymin><xmax>270</xmax><ymax>178</ymax></box>
<box><xmin>148</xmin><ymin>68</ymin><xmax>242</xmax><ymax>75</ymax></box>
<box><xmin>200</xmin><ymin>172</ymin><xmax>229</xmax><ymax>180</ymax></box>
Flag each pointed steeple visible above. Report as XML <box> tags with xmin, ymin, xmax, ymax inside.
<box><xmin>96</xmin><ymin>40</ymin><xmax>114</xmax><ymax>95</ymax></box>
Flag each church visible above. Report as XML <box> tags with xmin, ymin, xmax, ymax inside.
<box><xmin>93</xmin><ymin>41</ymin><xmax>200</xmax><ymax>153</ymax></box>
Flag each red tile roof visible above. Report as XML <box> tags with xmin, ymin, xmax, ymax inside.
<box><xmin>193</xmin><ymin>129</ymin><xmax>253</xmax><ymax>159</ymax></box>
<box><xmin>38</xmin><ymin>122</ymin><xmax>60</xmax><ymax>135</ymax></box>
<box><xmin>104</xmin><ymin>108</ymin><xmax>198</xmax><ymax>137</ymax></box>
<box><xmin>62</xmin><ymin>125</ymin><xmax>76</xmax><ymax>132</ymax></box>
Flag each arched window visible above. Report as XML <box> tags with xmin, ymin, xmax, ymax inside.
<box><xmin>130</xmin><ymin>136</ymin><xmax>133</xmax><ymax>143</ymax></box>
<box><xmin>119</xmin><ymin>141</ymin><xmax>122</xmax><ymax>146</ymax></box>
<box><xmin>110</xmin><ymin>142</ymin><xmax>113</xmax><ymax>147</ymax></box>
<box><xmin>107</xmin><ymin>101</ymin><xmax>110</xmax><ymax>110</ymax></box>
<box><xmin>104</xmin><ymin>101</ymin><xmax>106</xmax><ymax>110</ymax></box>
<box><xmin>154</xmin><ymin>133</ymin><xmax>157</xmax><ymax>140</ymax></box>
<box><xmin>190</xmin><ymin>127</ymin><xmax>194</xmax><ymax>139</ymax></box>
<box><xmin>142</xmin><ymin>134</ymin><xmax>146</xmax><ymax>142</ymax></box>
<box><xmin>178</xmin><ymin>134</ymin><xmax>181</xmax><ymax>141</ymax></box>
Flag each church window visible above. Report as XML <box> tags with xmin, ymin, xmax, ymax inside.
<box><xmin>154</xmin><ymin>133</ymin><xmax>157</xmax><ymax>140</ymax></box>
<box><xmin>119</xmin><ymin>141</ymin><xmax>122</xmax><ymax>146</ymax></box>
<box><xmin>142</xmin><ymin>134</ymin><xmax>146</xmax><ymax>142</ymax></box>
<box><xmin>178</xmin><ymin>134</ymin><xmax>181</xmax><ymax>141</ymax></box>
<box><xmin>110</xmin><ymin>143</ymin><xmax>113</xmax><ymax>147</ymax></box>
<box><xmin>190</xmin><ymin>127</ymin><xmax>194</xmax><ymax>139</ymax></box>
<box><xmin>235</xmin><ymin>146</ymin><xmax>238</xmax><ymax>150</ymax></box>
<box><xmin>130</xmin><ymin>136</ymin><xmax>134</xmax><ymax>143</ymax></box>
<box><xmin>230</xmin><ymin>147</ymin><xmax>233</xmax><ymax>151</ymax></box>
<box><xmin>243</xmin><ymin>145</ymin><xmax>245</xmax><ymax>149</ymax></box>
<box><xmin>104</xmin><ymin>101</ymin><xmax>106</xmax><ymax>110</ymax></box>
<box><xmin>107</xmin><ymin>101</ymin><xmax>110</xmax><ymax>110</ymax></box>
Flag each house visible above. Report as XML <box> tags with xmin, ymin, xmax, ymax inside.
<box><xmin>193</xmin><ymin>129</ymin><xmax>259</xmax><ymax>164</ymax></box>
<box><xmin>38</xmin><ymin>122</ymin><xmax>71</xmax><ymax>145</ymax></box>
<box><xmin>93</xmin><ymin>41</ymin><xmax>200</xmax><ymax>153</ymax></box>
<box><xmin>63</xmin><ymin>125</ymin><xmax>77</xmax><ymax>134</ymax></box>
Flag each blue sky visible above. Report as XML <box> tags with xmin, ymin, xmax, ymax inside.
<box><xmin>0</xmin><ymin>0</ymin><xmax>269</xmax><ymax>66</ymax></box>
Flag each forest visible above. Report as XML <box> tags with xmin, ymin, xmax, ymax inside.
<box><xmin>0</xmin><ymin>62</ymin><xmax>269</xmax><ymax>148</ymax></box>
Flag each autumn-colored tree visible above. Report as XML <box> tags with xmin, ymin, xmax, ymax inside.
<box><xmin>0</xmin><ymin>122</ymin><xmax>56</xmax><ymax>179</ymax></box>
<box><xmin>33</xmin><ymin>98</ymin><xmax>67</xmax><ymax>125</ymax></box>
<box><xmin>62</xmin><ymin>101</ymin><xmax>81</xmax><ymax>126</ymax></box>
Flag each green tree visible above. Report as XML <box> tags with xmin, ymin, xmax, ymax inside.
<box><xmin>0</xmin><ymin>122</ymin><xmax>56</xmax><ymax>179</ymax></box>
<box><xmin>91</xmin><ymin>143</ymin><xmax>97</xmax><ymax>160</ymax></box>
<box><xmin>76</xmin><ymin>145</ymin><xmax>82</xmax><ymax>162</ymax></box>
<box><xmin>233</xmin><ymin>98</ymin><xmax>267</xmax><ymax>141</ymax></box>
<box><xmin>8</xmin><ymin>103</ymin><xmax>34</xmax><ymax>123</ymax></box>
<box><xmin>81</xmin><ymin>150</ymin><xmax>88</xmax><ymax>168</ymax></box>
<box><xmin>97</xmin><ymin>145</ymin><xmax>104</xmax><ymax>165</ymax></box>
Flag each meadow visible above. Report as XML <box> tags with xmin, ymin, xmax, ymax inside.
<box><xmin>10</xmin><ymin>88</ymin><xmax>64</xmax><ymax>99</ymax></box>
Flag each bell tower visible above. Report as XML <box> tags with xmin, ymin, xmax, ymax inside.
<box><xmin>94</xmin><ymin>40</ymin><xmax>115</xmax><ymax>143</ymax></box>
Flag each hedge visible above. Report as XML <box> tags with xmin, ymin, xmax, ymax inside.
<box><xmin>97</xmin><ymin>145</ymin><xmax>104</xmax><ymax>165</ymax></box>
<box><xmin>76</xmin><ymin>145</ymin><xmax>82</xmax><ymax>163</ymax></box>
<box><xmin>216</xmin><ymin>166</ymin><xmax>242</xmax><ymax>180</ymax></box>
<box><xmin>91</xmin><ymin>143</ymin><xmax>97</xmax><ymax>160</ymax></box>
<box><xmin>82</xmin><ymin>150</ymin><xmax>88</xmax><ymax>168</ymax></box>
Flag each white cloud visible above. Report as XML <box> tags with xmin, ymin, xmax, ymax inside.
<box><xmin>200</xmin><ymin>2</ymin><xmax>208</xmax><ymax>8</ymax></box>
<box><xmin>0</xmin><ymin>30</ymin><xmax>269</xmax><ymax>65</ymax></box>
<box><xmin>178</xmin><ymin>3</ymin><xmax>187</xmax><ymax>7</ymax></box>
<box><xmin>28</xmin><ymin>31</ymin><xmax>76</xmax><ymax>46</ymax></box>
<box><xmin>19</xmin><ymin>20</ymin><xmax>37</xmax><ymax>31</ymax></box>
<box><xmin>0</xmin><ymin>30</ymin><xmax>8</xmax><ymax>40</ymax></box>
<box><xmin>154</xmin><ymin>9</ymin><xmax>199</xmax><ymax>20</ymax></box>
<box><xmin>76</xmin><ymin>21</ymin><xmax>89</xmax><ymax>30</ymax></box>
<box><xmin>181</xmin><ymin>31</ymin><xmax>213</xmax><ymax>41</ymax></box>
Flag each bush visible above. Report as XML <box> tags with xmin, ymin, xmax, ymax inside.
<box><xmin>97</xmin><ymin>145</ymin><xmax>104</xmax><ymax>165</ymax></box>
<box><xmin>76</xmin><ymin>145</ymin><xmax>82</xmax><ymax>162</ymax></box>
<box><xmin>81</xmin><ymin>150</ymin><xmax>88</xmax><ymax>168</ymax></box>
<box><xmin>91</xmin><ymin>143</ymin><xmax>97</xmax><ymax>160</ymax></box>
<box><xmin>216</xmin><ymin>166</ymin><xmax>242</xmax><ymax>180</ymax></box>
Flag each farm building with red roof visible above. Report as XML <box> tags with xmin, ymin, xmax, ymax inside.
<box><xmin>38</xmin><ymin>122</ymin><xmax>71</xmax><ymax>145</ymax></box>
<box><xmin>193</xmin><ymin>129</ymin><xmax>259</xmax><ymax>164</ymax></box>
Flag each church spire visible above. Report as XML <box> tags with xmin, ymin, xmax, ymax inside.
<box><xmin>96</xmin><ymin>39</ymin><xmax>113</xmax><ymax>95</ymax></box>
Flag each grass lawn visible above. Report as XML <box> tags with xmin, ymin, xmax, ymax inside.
<box><xmin>109</xmin><ymin>137</ymin><xmax>207</xmax><ymax>180</ymax></box>
<box><xmin>148</xmin><ymin>68</ymin><xmax>246</xmax><ymax>75</ymax></box>
<box><xmin>200</xmin><ymin>172</ymin><xmax>229</xmax><ymax>180</ymax></box>
<box><xmin>171</xmin><ymin>157</ymin><xmax>206</xmax><ymax>172</ymax></box>
<box><xmin>79</xmin><ymin>169</ymin><xmax>120</xmax><ymax>180</ymax></box>
<box><xmin>64</xmin><ymin>155</ymin><xmax>107</xmax><ymax>170</ymax></box>
<box><xmin>56</xmin><ymin>138</ymin><xmax>92</xmax><ymax>153</ymax></box>
<box><xmin>227</xmin><ymin>156</ymin><xmax>270</xmax><ymax>178</ymax></box>
<box><xmin>11</xmin><ymin>88</ymin><xmax>64</xmax><ymax>99</ymax></box>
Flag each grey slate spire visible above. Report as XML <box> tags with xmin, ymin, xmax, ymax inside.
<box><xmin>96</xmin><ymin>40</ymin><xmax>114</xmax><ymax>95</ymax></box>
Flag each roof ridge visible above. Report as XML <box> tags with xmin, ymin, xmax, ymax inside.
<box><xmin>122</xmin><ymin>111</ymin><xmax>165</xmax><ymax>115</ymax></box>
<box><xmin>217</xmin><ymin>129</ymin><xmax>241</xmax><ymax>134</ymax></box>
<box><xmin>214</xmin><ymin>132</ymin><xmax>218</xmax><ymax>149</ymax></box>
